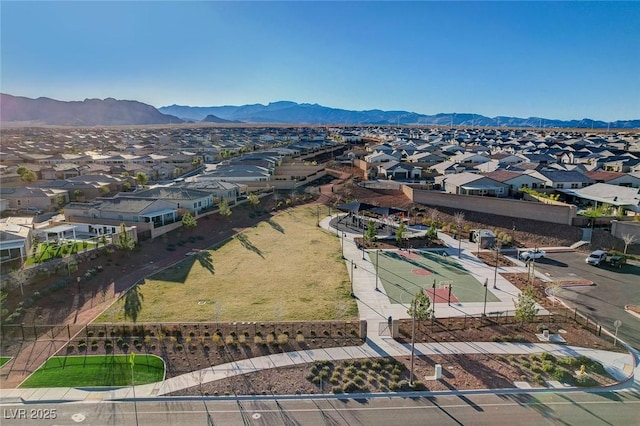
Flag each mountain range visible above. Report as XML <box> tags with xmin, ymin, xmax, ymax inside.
<box><xmin>0</xmin><ymin>94</ymin><xmax>183</xmax><ymax>126</ymax></box>
<box><xmin>160</xmin><ymin>101</ymin><xmax>640</xmax><ymax>129</ymax></box>
<box><xmin>1</xmin><ymin>93</ymin><xmax>638</xmax><ymax>128</ymax></box>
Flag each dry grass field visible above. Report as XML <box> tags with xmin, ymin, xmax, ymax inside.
<box><xmin>95</xmin><ymin>205</ymin><xmax>357</xmax><ymax>323</ymax></box>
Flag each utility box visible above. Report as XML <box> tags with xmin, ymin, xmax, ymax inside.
<box><xmin>470</xmin><ymin>229</ymin><xmax>496</xmax><ymax>249</ymax></box>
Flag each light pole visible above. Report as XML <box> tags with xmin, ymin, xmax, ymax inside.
<box><xmin>375</xmin><ymin>250</ymin><xmax>379</xmax><ymax>291</ymax></box>
<box><xmin>350</xmin><ymin>260</ymin><xmax>355</xmax><ymax>297</ymax></box>
<box><xmin>458</xmin><ymin>226</ymin><xmax>462</xmax><ymax>258</ymax></box>
<box><xmin>410</xmin><ymin>309</ymin><xmax>417</xmax><ymax>386</ymax></box>
<box><xmin>483</xmin><ymin>278</ymin><xmax>488</xmax><ymax>318</ymax></box>
<box><xmin>316</xmin><ymin>205</ymin><xmax>319</xmax><ymax>227</ymax></box>
<box><xmin>362</xmin><ymin>228</ymin><xmax>366</xmax><ymax>260</ymax></box>
<box><xmin>341</xmin><ymin>232</ymin><xmax>345</xmax><ymax>259</ymax></box>
<box><xmin>493</xmin><ymin>241</ymin><xmax>501</xmax><ymax>289</ymax></box>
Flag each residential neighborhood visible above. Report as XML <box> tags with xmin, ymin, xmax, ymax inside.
<box><xmin>2</xmin><ymin>125</ymin><xmax>640</xmax><ymax>265</ymax></box>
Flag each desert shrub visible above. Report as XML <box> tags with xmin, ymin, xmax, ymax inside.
<box><xmin>540</xmin><ymin>352</ymin><xmax>556</xmax><ymax>362</ymax></box>
<box><xmin>67</xmin><ymin>345</ymin><xmax>75</xmax><ymax>352</ymax></box>
<box><xmin>332</xmin><ymin>386</ymin><xmax>344</xmax><ymax>394</ymax></box>
<box><xmin>253</xmin><ymin>336</ymin><xmax>262</xmax><ymax>345</ymax></box>
<box><xmin>343</xmin><ymin>382</ymin><xmax>361</xmax><ymax>393</ymax></box>
<box><xmin>552</xmin><ymin>368</ymin><xmax>573</xmax><ymax>383</ymax></box>
<box><xmin>175</xmin><ymin>344</ymin><xmax>183</xmax><ymax>351</ymax></box>
<box><xmin>575</xmin><ymin>374</ymin><xmax>598</xmax><ymax>387</ymax></box>
<box><xmin>121</xmin><ymin>342</ymin><xmax>129</xmax><ymax>350</ymax></box>
<box><xmin>521</xmin><ymin>361</ymin><xmax>531</xmax><ymax>369</ymax></box>
<box><xmin>277</xmin><ymin>334</ymin><xmax>289</xmax><ymax>344</ymax></box>
<box><xmin>225</xmin><ymin>335</ymin><xmax>234</xmax><ymax>344</ymax></box>
<box><xmin>533</xmin><ymin>374</ymin><xmax>545</xmax><ymax>385</ymax></box>
<box><xmin>542</xmin><ymin>361</ymin><xmax>555</xmax><ymax>373</ymax></box>
<box><xmin>371</xmin><ymin>361</ymin><xmax>383</xmax><ymax>371</ymax></box>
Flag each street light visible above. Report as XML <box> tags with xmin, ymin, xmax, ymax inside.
<box><xmin>375</xmin><ymin>250</ymin><xmax>379</xmax><ymax>291</ymax></box>
<box><xmin>483</xmin><ymin>278</ymin><xmax>488</xmax><ymax>318</ymax></box>
<box><xmin>341</xmin><ymin>232</ymin><xmax>345</xmax><ymax>259</ymax></box>
<box><xmin>493</xmin><ymin>241</ymin><xmax>501</xmax><ymax>289</ymax></box>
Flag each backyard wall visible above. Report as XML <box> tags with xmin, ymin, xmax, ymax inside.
<box><xmin>611</xmin><ymin>220</ymin><xmax>640</xmax><ymax>240</ymax></box>
<box><xmin>403</xmin><ymin>186</ymin><xmax>577</xmax><ymax>225</ymax></box>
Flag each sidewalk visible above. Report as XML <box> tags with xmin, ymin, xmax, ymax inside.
<box><xmin>1</xmin><ymin>212</ymin><xmax>636</xmax><ymax>403</ymax></box>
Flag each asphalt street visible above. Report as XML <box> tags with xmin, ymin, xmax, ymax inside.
<box><xmin>528</xmin><ymin>251</ymin><xmax>640</xmax><ymax>350</ymax></box>
<box><xmin>3</xmin><ymin>391</ymin><xmax>640</xmax><ymax>426</ymax></box>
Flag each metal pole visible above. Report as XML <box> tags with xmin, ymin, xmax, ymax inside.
<box><xmin>432</xmin><ymin>279</ymin><xmax>436</xmax><ymax>319</ymax></box>
<box><xmin>458</xmin><ymin>230</ymin><xmax>462</xmax><ymax>258</ymax></box>
<box><xmin>410</xmin><ymin>311</ymin><xmax>416</xmax><ymax>386</ymax></box>
<box><xmin>341</xmin><ymin>232</ymin><xmax>344</xmax><ymax>259</ymax></box>
<box><xmin>448</xmin><ymin>284</ymin><xmax>452</xmax><ymax>306</ymax></box>
<box><xmin>350</xmin><ymin>260</ymin><xmax>355</xmax><ymax>297</ymax></box>
<box><xmin>483</xmin><ymin>278</ymin><xmax>488</xmax><ymax>317</ymax></box>
<box><xmin>493</xmin><ymin>242</ymin><xmax>499</xmax><ymax>289</ymax></box>
<box><xmin>375</xmin><ymin>250</ymin><xmax>379</xmax><ymax>291</ymax></box>
<box><xmin>316</xmin><ymin>206</ymin><xmax>319</xmax><ymax>227</ymax></box>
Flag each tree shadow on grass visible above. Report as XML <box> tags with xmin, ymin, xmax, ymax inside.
<box><xmin>235</xmin><ymin>234</ymin><xmax>264</xmax><ymax>258</ymax></box>
<box><xmin>124</xmin><ymin>286</ymin><xmax>144</xmax><ymax>323</ymax></box>
<box><xmin>195</xmin><ymin>251</ymin><xmax>215</xmax><ymax>275</ymax></box>
<box><xmin>266</xmin><ymin>218</ymin><xmax>285</xmax><ymax>234</ymax></box>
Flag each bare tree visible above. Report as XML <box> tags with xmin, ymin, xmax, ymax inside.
<box><xmin>622</xmin><ymin>233</ymin><xmax>637</xmax><ymax>255</ymax></box>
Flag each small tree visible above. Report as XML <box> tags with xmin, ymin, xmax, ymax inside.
<box><xmin>365</xmin><ymin>220</ymin><xmax>377</xmax><ymax>242</ymax></box>
<box><xmin>114</xmin><ymin>223</ymin><xmax>136</xmax><ymax>251</ymax></box>
<box><xmin>72</xmin><ymin>189</ymin><xmax>84</xmax><ymax>201</ymax></box>
<box><xmin>99</xmin><ymin>185</ymin><xmax>110</xmax><ymax>196</ymax></box>
<box><xmin>407</xmin><ymin>289</ymin><xmax>432</xmax><ymax>385</ymax></box>
<box><xmin>396</xmin><ymin>222</ymin><xmax>407</xmax><ymax>247</ymax></box>
<box><xmin>219</xmin><ymin>198</ymin><xmax>232</xmax><ymax>218</ymax></box>
<box><xmin>622</xmin><ymin>233</ymin><xmax>637</xmax><ymax>255</ymax></box>
<box><xmin>247</xmin><ymin>193</ymin><xmax>260</xmax><ymax>210</ymax></box>
<box><xmin>181</xmin><ymin>211</ymin><xmax>197</xmax><ymax>230</ymax></box>
<box><xmin>135</xmin><ymin>172</ymin><xmax>149</xmax><ymax>188</ymax></box>
<box><xmin>21</xmin><ymin>169</ymin><xmax>37</xmax><ymax>182</ymax></box>
<box><xmin>513</xmin><ymin>285</ymin><xmax>538</xmax><ymax>328</ymax></box>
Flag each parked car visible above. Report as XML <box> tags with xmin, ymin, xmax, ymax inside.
<box><xmin>18</xmin><ymin>207</ymin><xmax>43</xmax><ymax>215</ymax></box>
<box><xmin>586</xmin><ymin>250</ymin><xmax>607</xmax><ymax>266</ymax></box>
<box><xmin>520</xmin><ymin>249</ymin><xmax>546</xmax><ymax>261</ymax></box>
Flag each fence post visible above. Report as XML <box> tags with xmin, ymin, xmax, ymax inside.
<box><xmin>21</xmin><ymin>323</ymin><xmax>25</xmax><ymax>341</ymax></box>
<box><xmin>598</xmin><ymin>325</ymin><xmax>601</xmax><ymax>336</ymax></box>
<box><xmin>574</xmin><ymin>308</ymin><xmax>577</xmax><ymax>320</ymax></box>
<box><xmin>33</xmin><ymin>324</ymin><xmax>37</xmax><ymax>340</ymax></box>
<box><xmin>68</xmin><ymin>324</ymin><xmax>71</xmax><ymax>340</ymax></box>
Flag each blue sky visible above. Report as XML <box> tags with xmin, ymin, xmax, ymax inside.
<box><xmin>1</xmin><ymin>1</ymin><xmax>639</xmax><ymax>121</ymax></box>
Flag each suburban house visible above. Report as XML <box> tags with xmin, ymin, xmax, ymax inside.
<box><xmin>436</xmin><ymin>172</ymin><xmax>510</xmax><ymax>197</ymax></box>
<box><xmin>0</xmin><ymin>187</ymin><xmax>69</xmax><ymax>212</ymax></box>
<box><xmin>0</xmin><ymin>220</ymin><xmax>33</xmax><ymax>263</ymax></box>
<box><xmin>117</xmin><ymin>187</ymin><xmax>214</xmax><ymax>214</ymax></box>
<box><xmin>559</xmin><ymin>183</ymin><xmax>640</xmax><ymax>215</ymax></box>
<box><xmin>64</xmin><ymin>198</ymin><xmax>180</xmax><ymax>240</ymax></box>
<box><xmin>484</xmin><ymin>170</ymin><xmax>547</xmax><ymax>195</ymax></box>
<box><xmin>524</xmin><ymin>169</ymin><xmax>595</xmax><ymax>190</ymax></box>
<box><xmin>584</xmin><ymin>170</ymin><xmax>640</xmax><ymax>188</ymax></box>
<box><xmin>375</xmin><ymin>161</ymin><xmax>422</xmax><ymax>180</ymax></box>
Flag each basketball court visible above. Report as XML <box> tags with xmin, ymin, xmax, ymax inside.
<box><xmin>374</xmin><ymin>249</ymin><xmax>500</xmax><ymax>305</ymax></box>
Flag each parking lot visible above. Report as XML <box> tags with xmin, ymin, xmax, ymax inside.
<box><xmin>531</xmin><ymin>251</ymin><xmax>640</xmax><ymax>350</ymax></box>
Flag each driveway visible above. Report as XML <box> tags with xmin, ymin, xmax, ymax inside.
<box><xmin>528</xmin><ymin>251</ymin><xmax>640</xmax><ymax>350</ymax></box>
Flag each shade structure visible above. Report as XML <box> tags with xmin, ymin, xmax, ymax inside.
<box><xmin>334</xmin><ymin>201</ymin><xmax>377</xmax><ymax>214</ymax></box>
<box><xmin>369</xmin><ymin>206</ymin><xmax>407</xmax><ymax>217</ymax></box>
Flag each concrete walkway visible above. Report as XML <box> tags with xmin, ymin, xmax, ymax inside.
<box><xmin>1</xmin><ymin>212</ymin><xmax>637</xmax><ymax>403</ymax></box>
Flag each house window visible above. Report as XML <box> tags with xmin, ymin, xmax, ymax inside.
<box><xmin>556</xmin><ymin>184</ymin><xmax>564</xmax><ymax>189</ymax></box>
<box><xmin>193</xmin><ymin>203</ymin><xmax>197</xmax><ymax>208</ymax></box>
<box><xmin>571</xmin><ymin>183</ymin><xmax>579</xmax><ymax>189</ymax></box>
<box><xmin>17</xmin><ymin>200</ymin><xmax>21</xmax><ymax>206</ymax></box>
<box><xmin>532</xmin><ymin>183</ymin><xmax>538</xmax><ymax>189</ymax></box>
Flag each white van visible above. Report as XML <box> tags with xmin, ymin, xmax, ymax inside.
<box><xmin>586</xmin><ymin>250</ymin><xmax>607</xmax><ymax>266</ymax></box>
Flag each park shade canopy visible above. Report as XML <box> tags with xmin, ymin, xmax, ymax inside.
<box><xmin>369</xmin><ymin>206</ymin><xmax>407</xmax><ymax>217</ymax></box>
<box><xmin>334</xmin><ymin>201</ymin><xmax>377</xmax><ymax>214</ymax></box>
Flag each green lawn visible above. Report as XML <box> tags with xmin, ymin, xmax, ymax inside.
<box><xmin>25</xmin><ymin>241</ymin><xmax>97</xmax><ymax>265</ymax></box>
<box><xmin>95</xmin><ymin>205</ymin><xmax>357</xmax><ymax>322</ymax></box>
<box><xmin>20</xmin><ymin>354</ymin><xmax>164</xmax><ymax>388</ymax></box>
<box><xmin>0</xmin><ymin>357</ymin><xmax>11</xmax><ymax>368</ymax></box>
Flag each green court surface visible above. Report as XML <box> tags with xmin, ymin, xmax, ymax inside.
<box><xmin>373</xmin><ymin>249</ymin><xmax>500</xmax><ymax>305</ymax></box>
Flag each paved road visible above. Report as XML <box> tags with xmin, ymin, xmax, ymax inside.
<box><xmin>3</xmin><ymin>391</ymin><xmax>640</xmax><ymax>425</ymax></box>
<box><xmin>531</xmin><ymin>251</ymin><xmax>640</xmax><ymax>350</ymax></box>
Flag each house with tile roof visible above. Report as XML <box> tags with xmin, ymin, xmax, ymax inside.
<box><xmin>435</xmin><ymin>172</ymin><xmax>509</xmax><ymax>197</ymax></box>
